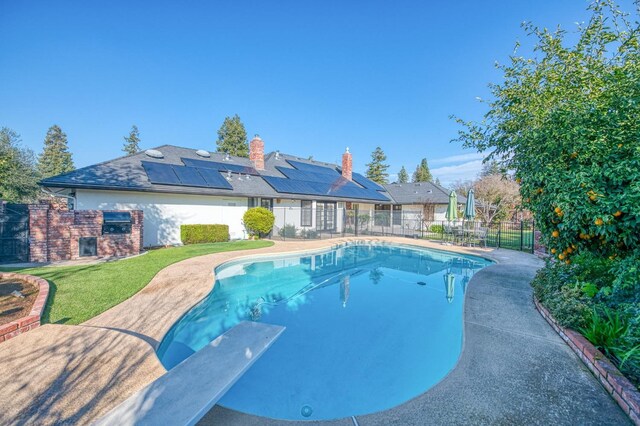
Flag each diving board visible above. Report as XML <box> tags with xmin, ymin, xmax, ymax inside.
<box><xmin>94</xmin><ymin>321</ymin><xmax>285</xmax><ymax>426</ymax></box>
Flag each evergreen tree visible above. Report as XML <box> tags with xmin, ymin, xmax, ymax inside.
<box><xmin>123</xmin><ymin>125</ymin><xmax>141</xmax><ymax>155</ymax></box>
<box><xmin>412</xmin><ymin>158</ymin><xmax>433</xmax><ymax>182</ymax></box>
<box><xmin>365</xmin><ymin>147</ymin><xmax>389</xmax><ymax>184</ymax></box>
<box><xmin>38</xmin><ymin>125</ymin><xmax>74</xmax><ymax>178</ymax></box>
<box><xmin>0</xmin><ymin>127</ymin><xmax>39</xmax><ymax>202</ymax></box>
<box><xmin>435</xmin><ymin>177</ymin><xmax>442</xmax><ymax>186</ymax></box>
<box><xmin>397</xmin><ymin>166</ymin><xmax>409</xmax><ymax>183</ymax></box>
<box><xmin>479</xmin><ymin>160</ymin><xmax>501</xmax><ymax>177</ymax></box>
<box><xmin>216</xmin><ymin>114</ymin><xmax>249</xmax><ymax>157</ymax></box>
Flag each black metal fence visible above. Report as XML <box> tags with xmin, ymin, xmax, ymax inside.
<box><xmin>270</xmin><ymin>206</ymin><xmax>535</xmax><ymax>253</ymax></box>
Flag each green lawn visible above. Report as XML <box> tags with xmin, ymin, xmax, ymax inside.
<box><xmin>0</xmin><ymin>240</ymin><xmax>273</xmax><ymax>325</ymax></box>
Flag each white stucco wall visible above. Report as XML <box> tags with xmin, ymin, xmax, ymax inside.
<box><xmin>401</xmin><ymin>204</ymin><xmax>448</xmax><ymax>221</ymax></box>
<box><xmin>75</xmin><ymin>189</ymin><xmax>249</xmax><ymax>246</ymax></box>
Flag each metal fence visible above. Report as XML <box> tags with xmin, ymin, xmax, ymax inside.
<box><xmin>270</xmin><ymin>206</ymin><xmax>536</xmax><ymax>253</ymax></box>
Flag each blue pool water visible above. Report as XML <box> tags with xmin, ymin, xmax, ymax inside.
<box><xmin>157</xmin><ymin>243</ymin><xmax>491</xmax><ymax>420</ymax></box>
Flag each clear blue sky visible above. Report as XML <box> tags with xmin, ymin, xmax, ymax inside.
<box><xmin>0</xmin><ymin>1</ymin><xmax>624</xmax><ymax>185</ymax></box>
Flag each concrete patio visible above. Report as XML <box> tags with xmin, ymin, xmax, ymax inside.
<box><xmin>0</xmin><ymin>238</ymin><xmax>630</xmax><ymax>425</ymax></box>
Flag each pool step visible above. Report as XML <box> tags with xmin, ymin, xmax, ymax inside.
<box><xmin>94</xmin><ymin>321</ymin><xmax>285</xmax><ymax>426</ymax></box>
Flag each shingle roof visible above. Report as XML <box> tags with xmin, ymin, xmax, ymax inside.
<box><xmin>383</xmin><ymin>182</ymin><xmax>467</xmax><ymax>205</ymax></box>
<box><xmin>40</xmin><ymin>145</ymin><xmax>395</xmax><ymax>204</ymax></box>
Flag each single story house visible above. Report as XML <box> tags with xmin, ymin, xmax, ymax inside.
<box><xmin>40</xmin><ymin>136</ymin><xmax>466</xmax><ymax>246</ymax></box>
<box><xmin>382</xmin><ymin>181</ymin><xmax>466</xmax><ymax>224</ymax></box>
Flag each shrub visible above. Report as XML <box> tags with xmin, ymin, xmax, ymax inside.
<box><xmin>243</xmin><ymin>207</ymin><xmax>275</xmax><ymax>237</ymax></box>
<box><xmin>531</xmin><ymin>258</ymin><xmax>591</xmax><ymax>329</ymax></box>
<box><xmin>180</xmin><ymin>224</ymin><xmax>229</xmax><ymax>244</ymax></box>
<box><xmin>278</xmin><ymin>223</ymin><xmax>297</xmax><ymax>238</ymax></box>
<box><xmin>300</xmin><ymin>228</ymin><xmax>318</xmax><ymax>239</ymax></box>
<box><xmin>430</xmin><ymin>224</ymin><xmax>444</xmax><ymax>233</ymax></box>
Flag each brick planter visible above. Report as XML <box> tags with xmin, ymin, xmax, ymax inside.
<box><xmin>0</xmin><ymin>273</ymin><xmax>49</xmax><ymax>343</ymax></box>
<box><xmin>535</xmin><ymin>297</ymin><xmax>640</xmax><ymax>425</ymax></box>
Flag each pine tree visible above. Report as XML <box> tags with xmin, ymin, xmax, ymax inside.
<box><xmin>0</xmin><ymin>127</ymin><xmax>39</xmax><ymax>202</ymax></box>
<box><xmin>397</xmin><ymin>166</ymin><xmax>409</xmax><ymax>183</ymax></box>
<box><xmin>479</xmin><ymin>160</ymin><xmax>501</xmax><ymax>177</ymax></box>
<box><xmin>38</xmin><ymin>125</ymin><xmax>74</xmax><ymax>178</ymax></box>
<box><xmin>365</xmin><ymin>147</ymin><xmax>389</xmax><ymax>184</ymax></box>
<box><xmin>412</xmin><ymin>158</ymin><xmax>433</xmax><ymax>182</ymax></box>
<box><xmin>123</xmin><ymin>125</ymin><xmax>141</xmax><ymax>155</ymax></box>
<box><xmin>216</xmin><ymin>114</ymin><xmax>249</xmax><ymax>157</ymax></box>
<box><xmin>435</xmin><ymin>177</ymin><xmax>442</xmax><ymax>186</ymax></box>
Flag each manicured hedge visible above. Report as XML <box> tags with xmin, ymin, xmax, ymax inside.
<box><xmin>180</xmin><ymin>224</ymin><xmax>229</xmax><ymax>244</ymax></box>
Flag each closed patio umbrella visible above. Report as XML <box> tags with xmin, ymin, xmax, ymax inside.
<box><xmin>464</xmin><ymin>189</ymin><xmax>476</xmax><ymax>220</ymax></box>
<box><xmin>445</xmin><ymin>191</ymin><xmax>458</xmax><ymax>221</ymax></box>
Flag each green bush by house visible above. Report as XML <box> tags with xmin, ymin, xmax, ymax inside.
<box><xmin>243</xmin><ymin>207</ymin><xmax>275</xmax><ymax>237</ymax></box>
<box><xmin>278</xmin><ymin>223</ymin><xmax>297</xmax><ymax>238</ymax></box>
<box><xmin>180</xmin><ymin>224</ymin><xmax>229</xmax><ymax>244</ymax></box>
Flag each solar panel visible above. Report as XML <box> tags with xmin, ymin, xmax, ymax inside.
<box><xmin>263</xmin><ymin>176</ymin><xmax>323</xmax><ymax>196</ymax></box>
<box><xmin>286</xmin><ymin>160</ymin><xmax>339</xmax><ymax>175</ymax></box>
<box><xmin>276</xmin><ymin>166</ymin><xmax>349</xmax><ymax>185</ymax></box>
<box><xmin>181</xmin><ymin>158</ymin><xmax>258</xmax><ymax>175</ymax></box>
<box><xmin>352</xmin><ymin>172</ymin><xmax>385</xmax><ymax>191</ymax></box>
<box><xmin>142</xmin><ymin>161</ymin><xmax>232</xmax><ymax>190</ymax></box>
<box><xmin>197</xmin><ymin>167</ymin><xmax>233</xmax><ymax>189</ymax></box>
<box><xmin>142</xmin><ymin>161</ymin><xmax>180</xmax><ymax>185</ymax></box>
<box><xmin>172</xmin><ymin>166</ymin><xmax>208</xmax><ymax>187</ymax></box>
<box><xmin>263</xmin><ymin>176</ymin><xmax>390</xmax><ymax>201</ymax></box>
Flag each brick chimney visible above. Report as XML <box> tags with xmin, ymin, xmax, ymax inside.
<box><xmin>249</xmin><ymin>135</ymin><xmax>265</xmax><ymax>170</ymax></box>
<box><xmin>342</xmin><ymin>147</ymin><xmax>352</xmax><ymax>180</ymax></box>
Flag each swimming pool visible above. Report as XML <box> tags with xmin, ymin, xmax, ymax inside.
<box><xmin>157</xmin><ymin>243</ymin><xmax>492</xmax><ymax>420</ymax></box>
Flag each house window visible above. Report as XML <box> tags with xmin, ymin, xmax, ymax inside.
<box><xmin>374</xmin><ymin>204</ymin><xmax>391</xmax><ymax>227</ymax></box>
<box><xmin>261</xmin><ymin>198</ymin><xmax>273</xmax><ymax>210</ymax></box>
<box><xmin>316</xmin><ymin>202</ymin><xmax>336</xmax><ymax>231</ymax></box>
<box><xmin>248</xmin><ymin>198</ymin><xmax>259</xmax><ymax>208</ymax></box>
<box><xmin>393</xmin><ymin>205</ymin><xmax>402</xmax><ymax>225</ymax></box>
<box><xmin>301</xmin><ymin>200</ymin><xmax>312</xmax><ymax>227</ymax></box>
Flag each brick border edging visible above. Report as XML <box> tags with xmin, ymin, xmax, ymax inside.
<box><xmin>534</xmin><ymin>297</ymin><xmax>640</xmax><ymax>425</ymax></box>
<box><xmin>0</xmin><ymin>273</ymin><xmax>49</xmax><ymax>343</ymax></box>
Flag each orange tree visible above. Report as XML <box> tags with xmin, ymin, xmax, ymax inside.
<box><xmin>454</xmin><ymin>1</ymin><xmax>640</xmax><ymax>268</ymax></box>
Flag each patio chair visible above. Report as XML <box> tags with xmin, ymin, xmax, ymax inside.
<box><xmin>476</xmin><ymin>227</ymin><xmax>488</xmax><ymax>248</ymax></box>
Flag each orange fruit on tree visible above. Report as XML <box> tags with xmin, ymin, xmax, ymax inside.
<box><xmin>558</xmin><ymin>253</ymin><xmax>565</xmax><ymax>260</ymax></box>
<box><xmin>552</xmin><ymin>230</ymin><xmax>560</xmax><ymax>238</ymax></box>
<box><xmin>567</xmin><ymin>247</ymin><xmax>573</xmax><ymax>254</ymax></box>
<box><xmin>551</xmin><ymin>248</ymin><xmax>557</xmax><ymax>254</ymax></box>
<box><xmin>613</xmin><ymin>211</ymin><xmax>622</xmax><ymax>217</ymax></box>
<box><xmin>595</xmin><ymin>218</ymin><xmax>604</xmax><ymax>226</ymax></box>
<box><xmin>565</xmin><ymin>259</ymin><xmax>571</xmax><ymax>265</ymax></box>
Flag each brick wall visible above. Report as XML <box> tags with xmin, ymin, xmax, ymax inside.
<box><xmin>0</xmin><ymin>273</ymin><xmax>49</xmax><ymax>343</ymax></box>
<box><xmin>28</xmin><ymin>201</ymin><xmax>143</xmax><ymax>263</ymax></box>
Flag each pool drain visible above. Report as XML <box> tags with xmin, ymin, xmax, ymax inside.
<box><xmin>417</xmin><ymin>281</ymin><xmax>427</xmax><ymax>286</ymax></box>
<box><xmin>301</xmin><ymin>405</ymin><xmax>313</xmax><ymax>417</ymax></box>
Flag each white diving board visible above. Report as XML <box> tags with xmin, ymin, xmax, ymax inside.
<box><xmin>94</xmin><ymin>321</ymin><xmax>285</xmax><ymax>426</ymax></box>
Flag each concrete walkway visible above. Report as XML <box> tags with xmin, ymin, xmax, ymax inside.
<box><xmin>0</xmin><ymin>238</ymin><xmax>630</xmax><ymax>425</ymax></box>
